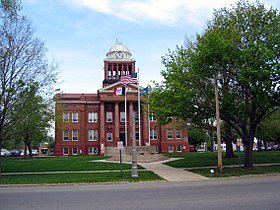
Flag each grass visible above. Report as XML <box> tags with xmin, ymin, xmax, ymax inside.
<box><xmin>0</xmin><ymin>171</ymin><xmax>162</xmax><ymax>184</ymax></box>
<box><xmin>163</xmin><ymin>151</ymin><xmax>280</xmax><ymax>168</ymax></box>
<box><xmin>0</xmin><ymin>156</ymin><xmax>160</xmax><ymax>184</ymax></box>
<box><xmin>164</xmin><ymin>151</ymin><xmax>280</xmax><ymax>178</ymax></box>
<box><xmin>190</xmin><ymin>165</ymin><xmax>280</xmax><ymax>178</ymax></box>
<box><xmin>0</xmin><ymin>151</ymin><xmax>279</xmax><ymax>184</ymax></box>
<box><xmin>1</xmin><ymin>156</ymin><xmax>142</xmax><ymax>173</ymax></box>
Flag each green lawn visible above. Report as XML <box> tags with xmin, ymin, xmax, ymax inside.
<box><xmin>190</xmin><ymin>165</ymin><xmax>280</xmax><ymax>178</ymax></box>
<box><xmin>163</xmin><ymin>151</ymin><xmax>280</xmax><ymax>168</ymax></box>
<box><xmin>0</xmin><ymin>171</ymin><xmax>162</xmax><ymax>184</ymax></box>
<box><xmin>0</xmin><ymin>156</ymin><xmax>161</xmax><ymax>184</ymax></box>
<box><xmin>1</xmin><ymin>156</ymin><xmax>142</xmax><ymax>173</ymax></box>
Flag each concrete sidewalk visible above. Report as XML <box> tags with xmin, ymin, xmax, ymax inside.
<box><xmin>138</xmin><ymin>158</ymin><xmax>209</xmax><ymax>182</ymax></box>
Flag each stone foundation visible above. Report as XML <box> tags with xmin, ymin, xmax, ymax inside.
<box><xmin>105</xmin><ymin>146</ymin><xmax>168</xmax><ymax>163</ymax></box>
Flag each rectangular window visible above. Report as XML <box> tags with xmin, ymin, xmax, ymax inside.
<box><xmin>88</xmin><ymin>147</ymin><xmax>98</xmax><ymax>155</ymax></box>
<box><xmin>106</xmin><ymin>112</ymin><xmax>113</xmax><ymax>122</ymax></box>
<box><xmin>72</xmin><ymin>130</ymin><xmax>78</xmax><ymax>141</ymax></box>
<box><xmin>168</xmin><ymin>146</ymin><xmax>174</xmax><ymax>153</ymax></box>
<box><xmin>135</xmin><ymin>112</ymin><xmax>139</xmax><ymax>122</ymax></box>
<box><xmin>120</xmin><ymin>112</ymin><xmax>125</xmax><ymax>122</ymax></box>
<box><xmin>72</xmin><ymin>112</ymin><xmax>78</xmax><ymax>122</ymax></box>
<box><xmin>167</xmin><ymin>129</ymin><xmax>173</xmax><ymax>139</ymax></box>
<box><xmin>107</xmin><ymin>133</ymin><xmax>113</xmax><ymax>141</ymax></box>
<box><xmin>150</xmin><ymin>129</ymin><xmax>158</xmax><ymax>140</ymax></box>
<box><xmin>176</xmin><ymin>145</ymin><xmax>182</xmax><ymax>152</ymax></box>
<box><xmin>63</xmin><ymin>130</ymin><xmax>69</xmax><ymax>141</ymax></box>
<box><xmin>63</xmin><ymin>112</ymin><xmax>70</xmax><ymax>122</ymax></box>
<box><xmin>88</xmin><ymin>130</ymin><xmax>98</xmax><ymax>141</ymax></box>
<box><xmin>149</xmin><ymin>113</ymin><xmax>157</xmax><ymax>122</ymax></box>
<box><xmin>72</xmin><ymin>148</ymin><xmax>78</xmax><ymax>155</ymax></box>
<box><xmin>88</xmin><ymin>112</ymin><xmax>98</xmax><ymax>122</ymax></box>
<box><xmin>63</xmin><ymin>148</ymin><xmax>69</xmax><ymax>155</ymax></box>
<box><xmin>136</xmin><ymin>132</ymin><xmax>139</xmax><ymax>141</ymax></box>
<box><xmin>176</xmin><ymin>129</ymin><xmax>181</xmax><ymax>139</ymax></box>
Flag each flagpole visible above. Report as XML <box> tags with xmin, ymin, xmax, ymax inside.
<box><xmin>137</xmin><ymin>68</ymin><xmax>141</xmax><ymax>146</ymax></box>
<box><xmin>124</xmin><ymin>85</ymin><xmax>127</xmax><ymax>147</ymax></box>
<box><xmin>148</xmin><ymin>104</ymin><xmax>151</xmax><ymax>145</ymax></box>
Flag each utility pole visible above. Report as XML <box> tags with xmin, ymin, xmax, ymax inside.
<box><xmin>215</xmin><ymin>74</ymin><xmax>223</xmax><ymax>173</ymax></box>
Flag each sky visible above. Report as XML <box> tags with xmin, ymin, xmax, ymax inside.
<box><xmin>21</xmin><ymin>0</ymin><xmax>280</xmax><ymax>93</ymax></box>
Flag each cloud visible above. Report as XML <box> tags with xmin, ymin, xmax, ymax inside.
<box><xmin>68</xmin><ymin>0</ymin><xmax>280</xmax><ymax>27</ymax></box>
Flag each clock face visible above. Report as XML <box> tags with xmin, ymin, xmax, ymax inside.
<box><xmin>116</xmin><ymin>52</ymin><xmax>123</xmax><ymax>59</ymax></box>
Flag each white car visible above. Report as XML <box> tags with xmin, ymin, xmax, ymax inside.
<box><xmin>1</xmin><ymin>149</ymin><xmax>11</xmax><ymax>157</ymax></box>
<box><xmin>20</xmin><ymin>149</ymin><xmax>38</xmax><ymax>156</ymax></box>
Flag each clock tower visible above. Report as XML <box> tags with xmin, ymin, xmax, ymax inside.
<box><xmin>103</xmin><ymin>40</ymin><xmax>136</xmax><ymax>87</ymax></box>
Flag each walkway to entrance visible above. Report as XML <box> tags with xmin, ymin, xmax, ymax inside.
<box><xmin>138</xmin><ymin>158</ymin><xmax>208</xmax><ymax>182</ymax></box>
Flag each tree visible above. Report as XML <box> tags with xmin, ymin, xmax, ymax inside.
<box><xmin>1</xmin><ymin>0</ymin><xmax>21</xmax><ymax>14</ymax></box>
<box><xmin>188</xmin><ymin>127</ymin><xmax>209</xmax><ymax>151</ymax></box>
<box><xmin>255</xmin><ymin>110</ymin><xmax>280</xmax><ymax>149</ymax></box>
<box><xmin>0</xmin><ymin>2</ymin><xmax>57</xmax><ymax>172</ymax></box>
<box><xmin>148</xmin><ymin>1</ymin><xmax>280</xmax><ymax>169</ymax></box>
<box><xmin>12</xmin><ymin>83</ymin><xmax>54</xmax><ymax>158</ymax></box>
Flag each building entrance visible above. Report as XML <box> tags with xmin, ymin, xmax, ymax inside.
<box><xmin>119</xmin><ymin>133</ymin><xmax>126</xmax><ymax>146</ymax></box>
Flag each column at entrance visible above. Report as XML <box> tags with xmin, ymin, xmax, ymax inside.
<box><xmin>114</xmin><ymin>102</ymin><xmax>120</xmax><ymax>141</ymax></box>
<box><xmin>128</xmin><ymin>101</ymin><xmax>133</xmax><ymax>146</ymax></box>
<box><xmin>100</xmin><ymin>101</ymin><xmax>106</xmax><ymax>155</ymax></box>
<box><xmin>143</xmin><ymin>111</ymin><xmax>149</xmax><ymax>146</ymax></box>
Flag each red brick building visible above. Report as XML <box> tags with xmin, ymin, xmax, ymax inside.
<box><xmin>54</xmin><ymin>41</ymin><xmax>191</xmax><ymax>156</ymax></box>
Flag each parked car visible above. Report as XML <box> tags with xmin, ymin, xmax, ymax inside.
<box><xmin>272</xmin><ymin>145</ymin><xmax>280</xmax><ymax>151</ymax></box>
<box><xmin>9</xmin><ymin>149</ymin><xmax>22</xmax><ymax>157</ymax></box>
<box><xmin>20</xmin><ymin>149</ymin><xmax>38</xmax><ymax>156</ymax></box>
<box><xmin>1</xmin><ymin>149</ymin><xmax>11</xmax><ymax>157</ymax></box>
<box><xmin>32</xmin><ymin>150</ymin><xmax>38</xmax><ymax>156</ymax></box>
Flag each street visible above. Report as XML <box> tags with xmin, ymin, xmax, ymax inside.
<box><xmin>1</xmin><ymin>176</ymin><xmax>279</xmax><ymax>210</ymax></box>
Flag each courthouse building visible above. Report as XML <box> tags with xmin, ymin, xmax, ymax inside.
<box><xmin>54</xmin><ymin>41</ymin><xmax>191</xmax><ymax>156</ymax></box>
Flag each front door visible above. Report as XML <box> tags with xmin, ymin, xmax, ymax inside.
<box><xmin>119</xmin><ymin>133</ymin><xmax>126</xmax><ymax>146</ymax></box>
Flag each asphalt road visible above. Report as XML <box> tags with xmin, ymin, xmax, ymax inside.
<box><xmin>1</xmin><ymin>176</ymin><xmax>279</xmax><ymax>210</ymax></box>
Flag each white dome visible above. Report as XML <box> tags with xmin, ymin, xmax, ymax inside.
<box><xmin>105</xmin><ymin>41</ymin><xmax>134</xmax><ymax>61</ymax></box>
<box><xmin>108</xmin><ymin>42</ymin><xmax>130</xmax><ymax>54</ymax></box>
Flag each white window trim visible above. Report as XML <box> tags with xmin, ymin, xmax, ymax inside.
<box><xmin>72</xmin><ymin>130</ymin><xmax>78</xmax><ymax>141</ymax></box>
<box><xmin>176</xmin><ymin>145</ymin><xmax>182</xmax><ymax>153</ymax></box>
<box><xmin>63</xmin><ymin>112</ymin><xmax>70</xmax><ymax>122</ymax></box>
<box><xmin>88</xmin><ymin>130</ymin><xmax>98</xmax><ymax>141</ymax></box>
<box><xmin>88</xmin><ymin>112</ymin><xmax>98</xmax><ymax>123</ymax></box>
<box><xmin>88</xmin><ymin>147</ymin><xmax>98</xmax><ymax>155</ymax></box>
<box><xmin>176</xmin><ymin>129</ymin><xmax>182</xmax><ymax>139</ymax></box>
<box><xmin>120</xmin><ymin>112</ymin><xmax>125</xmax><ymax>122</ymax></box>
<box><xmin>150</xmin><ymin>129</ymin><xmax>158</xmax><ymax>140</ymax></box>
<box><xmin>107</xmin><ymin>132</ymin><xmax>113</xmax><ymax>141</ymax></box>
<box><xmin>106</xmin><ymin>112</ymin><xmax>113</xmax><ymax>122</ymax></box>
<box><xmin>63</xmin><ymin>148</ymin><xmax>69</xmax><ymax>155</ymax></box>
<box><xmin>168</xmin><ymin>146</ymin><xmax>174</xmax><ymax>153</ymax></box>
<box><xmin>63</xmin><ymin>130</ymin><xmax>69</xmax><ymax>141</ymax></box>
<box><xmin>72</xmin><ymin>112</ymin><xmax>78</xmax><ymax>123</ymax></box>
<box><xmin>72</xmin><ymin>148</ymin><xmax>78</xmax><ymax>155</ymax></box>
<box><xmin>167</xmin><ymin>129</ymin><xmax>173</xmax><ymax>139</ymax></box>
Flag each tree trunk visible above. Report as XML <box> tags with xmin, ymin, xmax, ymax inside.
<box><xmin>244</xmin><ymin>138</ymin><xmax>253</xmax><ymax>169</ymax></box>
<box><xmin>209</xmin><ymin>131</ymin><xmax>214</xmax><ymax>152</ymax></box>
<box><xmin>27</xmin><ymin>140</ymin><xmax>32</xmax><ymax>158</ymax></box>
<box><xmin>225</xmin><ymin>122</ymin><xmax>237</xmax><ymax>158</ymax></box>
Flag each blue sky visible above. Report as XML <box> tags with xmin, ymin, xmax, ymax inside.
<box><xmin>21</xmin><ymin>0</ymin><xmax>280</xmax><ymax>93</ymax></box>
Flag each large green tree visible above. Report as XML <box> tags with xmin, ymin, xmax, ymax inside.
<box><xmin>148</xmin><ymin>0</ymin><xmax>280</xmax><ymax>169</ymax></box>
<box><xmin>12</xmin><ymin>83</ymin><xmax>54</xmax><ymax>158</ymax></box>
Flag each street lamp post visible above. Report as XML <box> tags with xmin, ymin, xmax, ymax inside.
<box><xmin>215</xmin><ymin>74</ymin><xmax>223</xmax><ymax>173</ymax></box>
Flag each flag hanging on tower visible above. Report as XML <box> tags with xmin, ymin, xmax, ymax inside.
<box><xmin>114</xmin><ymin>86</ymin><xmax>126</xmax><ymax>95</ymax></box>
<box><xmin>120</xmin><ymin>73</ymin><xmax>138</xmax><ymax>85</ymax></box>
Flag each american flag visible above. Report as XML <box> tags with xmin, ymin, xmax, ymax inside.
<box><xmin>120</xmin><ymin>73</ymin><xmax>138</xmax><ymax>85</ymax></box>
